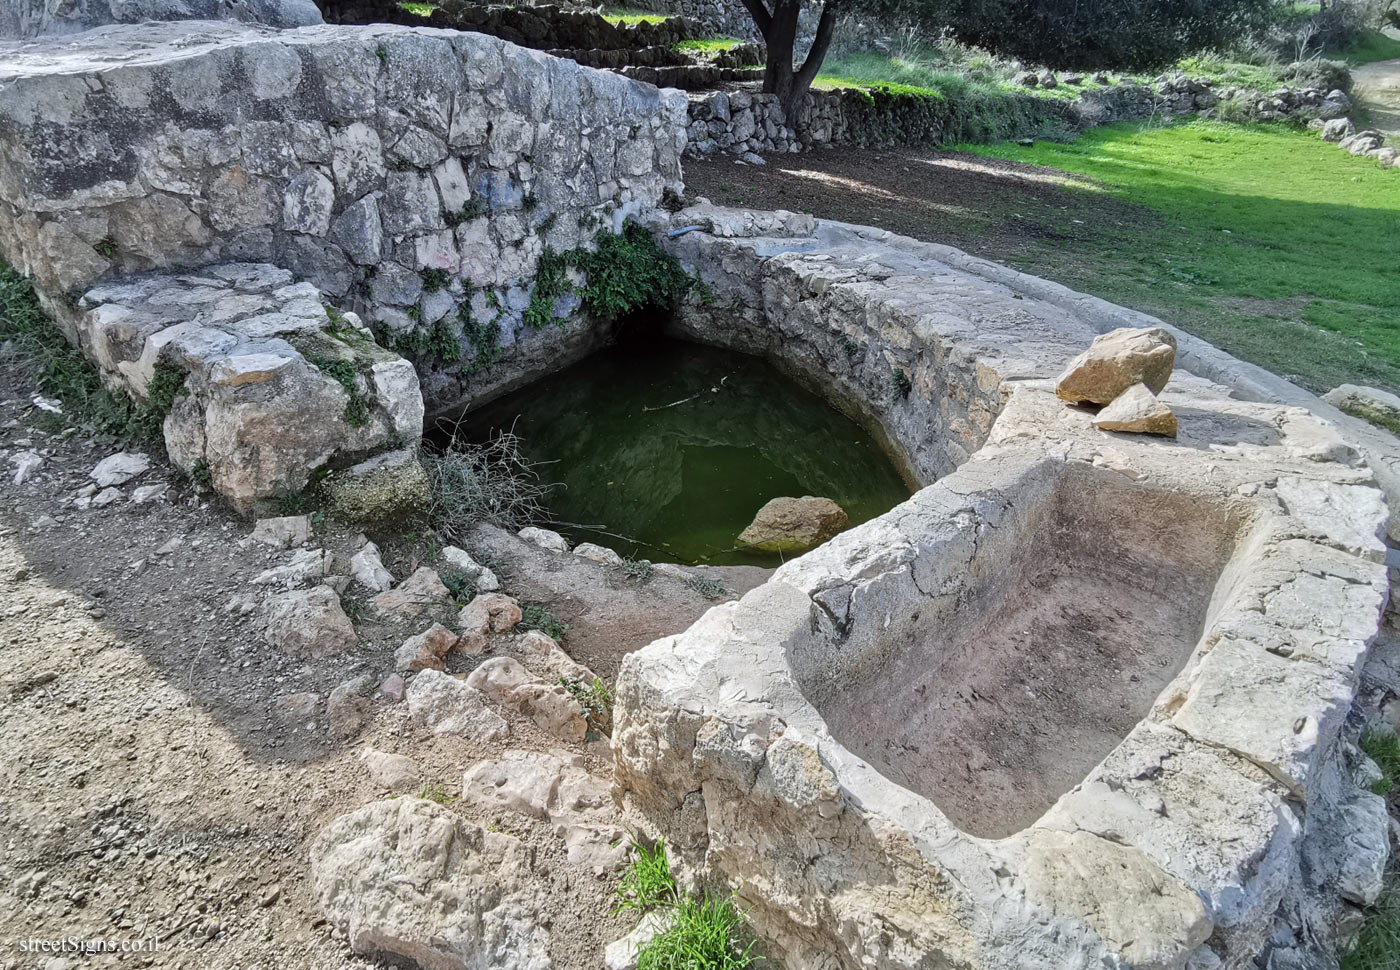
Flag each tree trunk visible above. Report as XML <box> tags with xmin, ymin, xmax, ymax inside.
<box><xmin>747</xmin><ymin>0</ymin><xmax>839</xmax><ymax>119</ymax></box>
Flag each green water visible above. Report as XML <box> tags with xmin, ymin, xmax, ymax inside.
<box><xmin>442</xmin><ymin>337</ymin><xmax>914</xmax><ymax>566</ymax></box>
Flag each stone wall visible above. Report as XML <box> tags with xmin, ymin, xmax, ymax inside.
<box><xmin>618</xmin><ymin>204</ymin><xmax>1395</xmax><ymax>970</ymax></box>
<box><xmin>0</xmin><ymin>0</ymin><xmax>322</xmax><ymax>39</ymax></box>
<box><xmin>686</xmin><ymin>77</ymin><xmax>1356</xmax><ymax>157</ymax></box>
<box><xmin>0</xmin><ymin>21</ymin><xmax>689</xmax><ymax>415</ymax></box>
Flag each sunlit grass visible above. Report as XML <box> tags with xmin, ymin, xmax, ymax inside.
<box><xmin>601</xmin><ymin>7</ymin><xmax>668</xmax><ymax>25</ymax></box>
<box><xmin>1340</xmin><ymin>29</ymin><xmax>1400</xmax><ymax>66</ymax></box>
<box><xmin>676</xmin><ymin>36</ymin><xmax>741</xmax><ymax>52</ymax></box>
<box><xmin>962</xmin><ymin>119</ymin><xmax>1400</xmax><ymax>393</ymax></box>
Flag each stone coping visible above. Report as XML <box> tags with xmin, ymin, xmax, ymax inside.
<box><xmin>613</xmin><ymin>205</ymin><xmax>1392</xmax><ymax>969</ymax></box>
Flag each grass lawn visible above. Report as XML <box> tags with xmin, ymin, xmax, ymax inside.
<box><xmin>599</xmin><ymin>7</ymin><xmax>668</xmax><ymax>25</ymax></box>
<box><xmin>1340</xmin><ymin>28</ymin><xmax>1400</xmax><ymax>66</ymax></box>
<box><xmin>961</xmin><ymin>120</ymin><xmax>1400</xmax><ymax>394</ymax></box>
<box><xmin>676</xmin><ymin>37</ymin><xmax>741</xmax><ymax>52</ymax></box>
<box><xmin>397</xmin><ymin>1</ymin><xmax>434</xmax><ymax>14</ymax></box>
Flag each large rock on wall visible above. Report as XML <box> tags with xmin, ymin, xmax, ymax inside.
<box><xmin>0</xmin><ymin>20</ymin><xmax>688</xmax><ymax>414</ymax></box>
<box><xmin>0</xmin><ymin>0</ymin><xmax>322</xmax><ymax>39</ymax></box>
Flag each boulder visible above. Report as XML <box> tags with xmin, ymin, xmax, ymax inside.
<box><xmin>264</xmin><ymin>586</ymin><xmax>357</xmax><ymax>658</ymax></box>
<box><xmin>91</xmin><ymin>452</ymin><xmax>150</xmax><ymax>487</ymax></box>
<box><xmin>1093</xmin><ymin>383</ymin><xmax>1178</xmax><ymax>437</ymax></box>
<box><xmin>518</xmin><ymin>526</ymin><xmax>569</xmax><ymax>553</ymax></box>
<box><xmin>373</xmin><ymin>567</ymin><xmax>450</xmax><ymax>617</ymax></box>
<box><xmin>362</xmin><ymin>749</ymin><xmax>421</xmax><ymax>790</ymax></box>
<box><xmin>466</xmin><ymin>656</ymin><xmax>534</xmax><ymax>699</ymax></box>
<box><xmin>327</xmin><ymin>674</ymin><xmax>373</xmax><ymax>739</ymax></box>
<box><xmin>350</xmin><ymin>540</ymin><xmax>394</xmax><ymax>592</ymax></box>
<box><xmin>308</xmin><ymin>798</ymin><xmax>551</xmax><ymax>970</ymax></box>
<box><xmin>406</xmin><ymin>669</ymin><xmax>508</xmax><ymax>739</ymax></box>
<box><xmin>441</xmin><ymin>545</ymin><xmax>501</xmax><ymax>592</ymax></box>
<box><xmin>324</xmin><ymin>449</ymin><xmax>431</xmax><ymax>522</ymax></box>
<box><xmin>1322</xmin><ymin>384</ymin><xmax>1400</xmax><ymax>429</ymax></box>
<box><xmin>252</xmin><ymin>547</ymin><xmax>333</xmax><ymax>588</ymax></box>
<box><xmin>459</xmin><ymin>593</ymin><xmax>523</xmax><ymax>635</ymax></box>
<box><xmin>574</xmin><ymin>542</ymin><xmax>624</xmax><ymax>566</ymax></box>
<box><xmin>737</xmin><ymin>496</ymin><xmax>849</xmax><ymax>553</ymax></box>
<box><xmin>250</xmin><ymin>514</ymin><xmax>311</xmax><ymax>548</ymax></box>
<box><xmin>395</xmin><ymin>622</ymin><xmax>461</xmax><ymax>672</ymax></box>
<box><xmin>1055</xmin><ymin>327</ymin><xmax>1177</xmax><ymax>404</ymax></box>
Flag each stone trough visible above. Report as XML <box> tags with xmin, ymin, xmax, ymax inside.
<box><xmin>613</xmin><ymin>206</ymin><xmax>1395</xmax><ymax>970</ymax></box>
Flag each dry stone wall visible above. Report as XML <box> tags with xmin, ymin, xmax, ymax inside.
<box><xmin>0</xmin><ymin>20</ymin><xmax>688</xmax><ymax>415</ymax></box>
<box><xmin>0</xmin><ymin>0</ymin><xmax>322</xmax><ymax>39</ymax></box>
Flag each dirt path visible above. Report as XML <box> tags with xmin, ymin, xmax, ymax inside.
<box><xmin>1352</xmin><ymin>53</ymin><xmax>1400</xmax><ymax>137</ymax></box>
<box><xmin>0</xmin><ymin>380</ymin><xmax>753</xmax><ymax>967</ymax></box>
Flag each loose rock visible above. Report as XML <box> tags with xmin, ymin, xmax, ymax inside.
<box><xmin>518</xmin><ymin>526</ymin><xmax>569</xmax><ymax>553</ymax></box>
<box><xmin>362</xmin><ymin>749</ymin><xmax>420</xmax><ymax>790</ymax></box>
<box><xmin>91</xmin><ymin>452</ymin><xmax>150</xmax><ymax>487</ymax></box>
<box><xmin>350</xmin><ymin>539</ymin><xmax>394</xmax><ymax>592</ymax></box>
<box><xmin>373</xmin><ymin>566</ymin><xmax>449</xmax><ymax>617</ymax></box>
<box><xmin>395</xmin><ymin>622</ymin><xmax>460</xmax><ymax>672</ymax></box>
<box><xmin>264</xmin><ymin>585</ymin><xmax>357</xmax><ymax>658</ymax></box>
<box><xmin>327</xmin><ymin>674</ymin><xmax>373</xmax><ymax>739</ymax></box>
<box><xmin>250</xmin><ymin>515</ymin><xmax>311</xmax><ymax>549</ymax></box>
<box><xmin>1093</xmin><ymin>383</ymin><xmax>1178</xmax><ymax>437</ymax></box>
<box><xmin>1055</xmin><ymin>326</ymin><xmax>1177</xmax><ymax>404</ymax></box>
<box><xmin>737</xmin><ymin>495</ymin><xmax>849</xmax><ymax>553</ymax></box>
<box><xmin>406</xmin><ymin>669</ymin><xmax>508</xmax><ymax>739</ymax></box>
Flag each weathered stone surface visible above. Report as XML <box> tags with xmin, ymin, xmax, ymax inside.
<box><xmin>458</xmin><ymin>592</ymin><xmax>523</xmax><ymax>635</ymax></box>
<box><xmin>3</xmin><ymin>0</ymin><xmax>322</xmax><ymax>39</ymax></box>
<box><xmin>1056</xmin><ymin>326</ymin><xmax>1177</xmax><ymax>404</ymax></box>
<box><xmin>462</xmin><ymin>749</ymin><xmax>624</xmax><ymax>870</ymax></box>
<box><xmin>250</xmin><ymin>514</ymin><xmax>311</xmax><ymax>549</ymax></box>
<box><xmin>395</xmin><ymin>622</ymin><xmax>460</xmax><ymax>672</ymax></box>
<box><xmin>252</xmin><ymin>546</ymin><xmax>333</xmax><ymax>588</ymax></box>
<box><xmin>614</xmin><ymin>208</ymin><xmax>1394</xmax><ymax>970</ymax></box>
<box><xmin>374</xmin><ymin>567</ymin><xmax>449</xmax><ymax>617</ymax></box>
<box><xmin>737</xmin><ymin>495</ymin><xmax>849</xmax><ymax>552</ymax></box>
<box><xmin>350</xmin><ymin>539</ymin><xmax>394</xmax><ymax>592</ymax></box>
<box><xmin>309</xmin><ymin>798</ymin><xmax>551</xmax><ymax>970</ymax></box>
<box><xmin>73</xmin><ymin>265</ymin><xmax>423</xmax><ymax>513</ymax></box>
<box><xmin>324</xmin><ymin>449</ymin><xmax>430</xmax><ymax>522</ymax></box>
<box><xmin>263</xmin><ymin>585</ymin><xmax>357</xmax><ymax>658</ymax></box>
<box><xmin>1323</xmin><ymin>383</ymin><xmax>1400</xmax><ymax>428</ymax></box>
<box><xmin>1093</xmin><ymin>382</ymin><xmax>1178</xmax><ymax>436</ymax></box>
<box><xmin>442</xmin><ymin>545</ymin><xmax>501</xmax><ymax>592</ymax></box>
<box><xmin>327</xmin><ymin>674</ymin><xmax>373</xmax><ymax>739</ymax></box>
<box><xmin>518</xmin><ymin>526</ymin><xmax>569</xmax><ymax>553</ymax></box>
<box><xmin>574</xmin><ymin>542</ymin><xmax>624</xmax><ymax>566</ymax></box>
<box><xmin>90</xmin><ymin>452</ymin><xmax>149</xmax><ymax>487</ymax></box>
<box><xmin>0</xmin><ymin>21</ymin><xmax>687</xmax><ymax>421</ymax></box>
<box><xmin>362</xmin><ymin>749</ymin><xmax>421</xmax><ymax>790</ymax></box>
<box><xmin>406</xmin><ymin>669</ymin><xmax>508</xmax><ymax>739</ymax></box>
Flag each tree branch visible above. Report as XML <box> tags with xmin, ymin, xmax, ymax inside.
<box><xmin>740</xmin><ymin>0</ymin><xmax>773</xmax><ymax>36</ymax></box>
<box><xmin>793</xmin><ymin>1</ymin><xmax>838</xmax><ymax>93</ymax></box>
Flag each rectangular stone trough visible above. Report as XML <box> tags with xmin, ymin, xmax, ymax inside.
<box><xmin>614</xmin><ymin>208</ymin><xmax>1394</xmax><ymax>970</ymax></box>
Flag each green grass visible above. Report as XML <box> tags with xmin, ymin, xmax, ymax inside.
<box><xmin>1344</xmin><ymin>730</ymin><xmax>1400</xmax><ymax>970</ymax></box>
<box><xmin>1339</xmin><ymin>29</ymin><xmax>1400</xmax><ymax>66</ymax></box>
<box><xmin>601</xmin><ymin>7</ymin><xmax>668</xmax><ymax>25</ymax></box>
<box><xmin>962</xmin><ymin>119</ymin><xmax>1400</xmax><ymax>395</ymax></box>
<box><xmin>614</xmin><ymin>840</ymin><xmax>759</xmax><ymax>970</ymax></box>
<box><xmin>615</xmin><ymin>840</ymin><xmax>676</xmax><ymax>912</ymax></box>
<box><xmin>515</xmin><ymin>603</ymin><xmax>569</xmax><ymax>641</ymax></box>
<box><xmin>638</xmin><ymin>895</ymin><xmax>759</xmax><ymax>970</ymax></box>
<box><xmin>675</xmin><ymin>36</ymin><xmax>741</xmax><ymax>52</ymax></box>
<box><xmin>1177</xmin><ymin>54</ymin><xmax>1285</xmax><ymax>89</ymax></box>
<box><xmin>398</xmin><ymin>1</ymin><xmax>435</xmax><ymax>14</ymax></box>
<box><xmin>1362</xmin><ymin>729</ymin><xmax>1400</xmax><ymax>796</ymax></box>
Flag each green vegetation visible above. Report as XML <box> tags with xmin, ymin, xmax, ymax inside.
<box><xmin>615</xmin><ymin>840</ymin><xmax>759</xmax><ymax>969</ymax></box>
<box><xmin>890</xmin><ymin>367</ymin><xmax>913</xmax><ymax>399</ymax></box>
<box><xmin>417</xmin><ymin>780</ymin><xmax>456</xmax><ymax>804</ymax></box>
<box><xmin>0</xmin><ymin>261</ymin><xmax>184</xmax><ymax>441</ymax></box>
<box><xmin>963</xmin><ymin>120</ymin><xmax>1400</xmax><ymax>395</ymax></box>
<box><xmin>423</xmin><ymin>429</ymin><xmax>552</xmax><ymax>538</ymax></box>
<box><xmin>1176</xmin><ymin>52</ymin><xmax>1285</xmax><ymax>89</ymax></box>
<box><xmin>445</xmin><ymin>199</ymin><xmax>487</xmax><ymax>227</ymax></box>
<box><xmin>621</xmin><ymin>557</ymin><xmax>653</xmax><ymax>581</ymax></box>
<box><xmin>600</xmin><ymin>7</ymin><xmax>668</xmax><ymax>25</ymax></box>
<box><xmin>640</xmin><ymin>895</ymin><xmax>759</xmax><ymax>970</ymax></box>
<box><xmin>1362</xmin><ymin>729</ymin><xmax>1400</xmax><ymax>797</ymax></box>
<box><xmin>615</xmin><ymin>839</ymin><xmax>676</xmax><ymax>912</ymax></box>
<box><xmin>676</xmin><ymin>37</ymin><xmax>742</xmax><ymax>52</ymax></box>
<box><xmin>420</xmin><ymin>267</ymin><xmax>451</xmax><ymax>293</ymax></box>
<box><xmin>684</xmin><ymin>574</ymin><xmax>730</xmax><ymax>600</ymax></box>
<box><xmin>1340</xmin><ymin>27</ymin><xmax>1400</xmax><ymax>65</ymax></box>
<box><xmin>1345</xmin><ymin>730</ymin><xmax>1399</xmax><ymax>970</ymax></box>
<box><xmin>398</xmin><ymin>1</ymin><xmax>435</xmax><ymax>14</ymax></box>
<box><xmin>523</xmin><ymin>220</ymin><xmax>695</xmax><ymax>328</ymax></box>
<box><xmin>558</xmin><ymin>675</ymin><xmax>613</xmax><ymax>737</ymax></box>
<box><xmin>516</xmin><ymin>603</ymin><xmax>569</xmax><ymax>641</ymax></box>
<box><xmin>441</xmin><ymin>569</ymin><xmax>479</xmax><ymax>607</ymax></box>
<box><xmin>308</xmin><ymin>355</ymin><xmax>370</xmax><ymax>427</ymax></box>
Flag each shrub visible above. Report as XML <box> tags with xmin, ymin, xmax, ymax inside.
<box><xmin>423</xmin><ymin>429</ymin><xmax>553</xmax><ymax>538</ymax></box>
<box><xmin>515</xmin><ymin>603</ymin><xmax>568</xmax><ymax>640</ymax></box>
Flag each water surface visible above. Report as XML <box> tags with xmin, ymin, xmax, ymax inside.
<box><xmin>445</xmin><ymin>337</ymin><xmax>913</xmax><ymax>566</ymax></box>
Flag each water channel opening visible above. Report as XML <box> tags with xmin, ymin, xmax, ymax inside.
<box><xmin>431</xmin><ymin>332</ymin><xmax>914</xmax><ymax>566</ymax></box>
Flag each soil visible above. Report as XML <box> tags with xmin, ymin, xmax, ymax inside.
<box><xmin>683</xmin><ymin>146</ymin><xmax>1161</xmax><ymax>263</ymax></box>
<box><xmin>1352</xmin><ymin>56</ymin><xmax>1400</xmax><ymax>138</ymax></box>
<box><xmin>0</xmin><ymin>381</ymin><xmax>760</xmax><ymax>968</ymax></box>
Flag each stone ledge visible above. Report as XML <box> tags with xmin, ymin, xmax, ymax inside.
<box><xmin>73</xmin><ymin>262</ymin><xmax>425</xmax><ymax>513</ymax></box>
